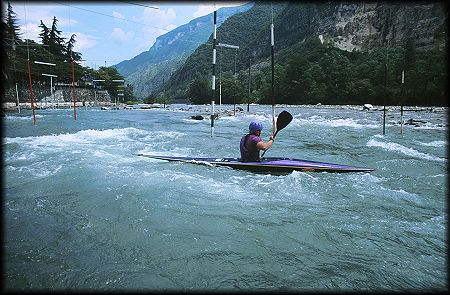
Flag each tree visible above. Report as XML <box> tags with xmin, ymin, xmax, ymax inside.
<box><xmin>4</xmin><ymin>2</ymin><xmax>21</xmax><ymax>50</ymax></box>
<box><xmin>3</xmin><ymin>2</ymin><xmax>23</xmax><ymax>88</ymax></box>
<box><xmin>284</xmin><ymin>55</ymin><xmax>310</xmax><ymax>104</ymax></box>
<box><xmin>38</xmin><ymin>20</ymin><xmax>50</xmax><ymax>47</ymax></box>
<box><xmin>65</xmin><ymin>33</ymin><xmax>82</xmax><ymax>61</ymax></box>
<box><xmin>319</xmin><ymin>49</ymin><xmax>352</xmax><ymax>104</ymax></box>
<box><xmin>65</xmin><ymin>34</ymin><xmax>81</xmax><ymax>61</ymax></box>
<box><xmin>403</xmin><ymin>30</ymin><xmax>416</xmax><ymax>70</ymax></box>
<box><xmin>188</xmin><ymin>76</ymin><xmax>210</xmax><ymax>104</ymax></box>
<box><xmin>348</xmin><ymin>79</ymin><xmax>375</xmax><ymax>104</ymax></box>
<box><xmin>306</xmin><ymin>63</ymin><xmax>326</xmax><ymax>103</ymax></box>
<box><xmin>66</xmin><ymin>34</ymin><xmax>76</xmax><ymax>54</ymax></box>
<box><xmin>144</xmin><ymin>93</ymin><xmax>157</xmax><ymax>104</ymax></box>
<box><xmin>217</xmin><ymin>72</ymin><xmax>245</xmax><ymax>104</ymax></box>
<box><xmin>95</xmin><ymin>66</ymin><xmax>126</xmax><ymax>98</ymax></box>
<box><xmin>48</xmin><ymin>16</ymin><xmax>65</xmax><ymax>56</ymax></box>
<box><xmin>124</xmin><ymin>84</ymin><xmax>134</xmax><ymax>101</ymax></box>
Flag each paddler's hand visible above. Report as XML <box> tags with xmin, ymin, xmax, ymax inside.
<box><xmin>266</xmin><ymin>135</ymin><xmax>274</xmax><ymax>149</ymax></box>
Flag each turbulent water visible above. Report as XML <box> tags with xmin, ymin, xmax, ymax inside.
<box><xmin>3</xmin><ymin>104</ymin><xmax>447</xmax><ymax>292</ymax></box>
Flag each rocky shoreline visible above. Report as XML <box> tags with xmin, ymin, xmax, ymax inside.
<box><xmin>2</xmin><ymin>101</ymin><xmax>447</xmax><ymax>113</ymax></box>
<box><xmin>2</xmin><ymin>101</ymin><xmax>116</xmax><ymax>111</ymax></box>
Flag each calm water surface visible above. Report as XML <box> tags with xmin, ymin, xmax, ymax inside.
<box><xmin>3</xmin><ymin>104</ymin><xmax>447</xmax><ymax>291</ymax></box>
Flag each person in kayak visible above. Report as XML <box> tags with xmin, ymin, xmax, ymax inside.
<box><xmin>240</xmin><ymin>121</ymin><xmax>274</xmax><ymax>162</ymax></box>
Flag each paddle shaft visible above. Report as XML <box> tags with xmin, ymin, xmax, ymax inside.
<box><xmin>260</xmin><ymin>130</ymin><xmax>278</xmax><ymax>158</ymax></box>
<box><xmin>261</xmin><ymin>111</ymin><xmax>292</xmax><ymax>158</ymax></box>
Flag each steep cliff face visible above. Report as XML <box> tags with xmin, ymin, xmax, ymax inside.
<box><xmin>274</xmin><ymin>2</ymin><xmax>446</xmax><ymax>53</ymax></box>
<box><xmin>310</xmin><ymin>2</ymin><xmax>447</xmax><ymax>51</ymax></box>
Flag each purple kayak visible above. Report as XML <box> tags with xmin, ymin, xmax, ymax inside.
<box><xmin>137</xmin><ymin>154</ymin><xmax>374</xmax><ymax>173</ymax></box>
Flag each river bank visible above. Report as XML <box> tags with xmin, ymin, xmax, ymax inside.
<box><xmin>2</xmin><ymin>101</ymin><xmax>116</xmax><ymax>111</ymax></box>
<box><xmin>3</xmin><ymin>101</ymin><xmax>447</xmax><ymax>113</ymax></box>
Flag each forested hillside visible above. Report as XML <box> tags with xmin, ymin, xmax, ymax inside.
<box><xmin>113</xmin><ymin>3</ymin><xmax>253</xmax><ymax>99</ymax></box>
<box><xmin>164</xmin><ymin>2</ymin><xmax>448</xmax><ymax>106</ymax></box>
<box><xmin>165</xmin><ymin>3</ymin><xmax>286</xmax><ymax>100</ymax></box>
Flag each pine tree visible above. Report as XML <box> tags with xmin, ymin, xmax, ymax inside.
<box><xmin>65</xmin><ymin>33</ymin><xmax>82</xmax><ymax>61</ymax></box>
<box><xmin>38</xmin><ymin>20</ymin><xmax>50</xmax><ymax>46</ymax></box>
<box><xmin>4</xmin><ymin>2</ymin><xmax>22</xmax><ymax>50</ymax></box>
<box><xmin>66</xmin><ymin>34</ymin><xmax>76</xmax><ymax>55</ymax></box>
<box><xmin>48</xmin><ymin>16</ymin><xmax>65</xmax><ymax>56</ymax></box>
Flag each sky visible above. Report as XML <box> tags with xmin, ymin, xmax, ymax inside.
<box><xmin>4</xmin><ymin>1</ymin><xmax>247</xmax><ymax>69</ymax></box>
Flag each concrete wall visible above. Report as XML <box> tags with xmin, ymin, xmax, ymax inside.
<box><xmin>3</xmin><ymin>86</ymin><xmax>113</xmax><ymax>104</ymax></box>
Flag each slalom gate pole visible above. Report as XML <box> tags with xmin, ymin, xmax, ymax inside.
<box><xmin>400</xmin><ymin>106</ymin><xmax>404</xmax><ymax>134</ymax></box>
<box><xmin>211</xmin><ymin>10</ymin><xmax>217</xmax><ymax>137</ymax></box>
<box><xmin>382</xmin><ymin>62</ymin><xmax>387</xmax><ymax>135</ymax></box>
<box><xmin>15</xmin><ymin>83</ymin><xmax>20</xmax><ymax>113</ymax></box>
<box><xmin>247</xmin><ymin>58</ymin><xmax>251</xmax><ymax>112</ymax></box>
<box><xmin>401</xmin><ymin>70</ymin><xmax>404</xmax><ymax>134</ymax></box>
<box><xmin>71</xmin><ymin>58</ymin><xmax>77</xmax><ymax>120</ymax></box>
<box><xmin>270</xmin><ymin>10</ymin><xmax>276</xmax><ymax>135</ymax></box>
<box><xmin>27</xmin><ymin>59</ymin><xmax>36</xmax><ymax>125</ymax></box>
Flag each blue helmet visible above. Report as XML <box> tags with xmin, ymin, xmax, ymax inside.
<box><xmin>249</xmin><ymin>121</ymin><xmax>263</xmax><ymax>134</ymax></box>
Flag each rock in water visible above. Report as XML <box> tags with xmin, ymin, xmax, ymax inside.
<box><xmin>191</xmin><ymin>115</ymin><xmax>204</xmax><ymax>120</ymax></box>
<box><xmin>363</xmin><ymin>104</ymin><xmax>373</xmax><ymax>110</ymax></box>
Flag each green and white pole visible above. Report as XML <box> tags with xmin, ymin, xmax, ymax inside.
<box><xmin>270</xmin><ymin>8</ymin><xmax>276</xmax><ymax>135</ymax></box>
<box><xmin>211</xmin><ymin>10</ymin><xmax>217</xmax><ymax>137</ymax></box>
<box><xmin>401</xmin><ymin>70</ymin><xmax>404</xmax><ymax>134</ymax></box>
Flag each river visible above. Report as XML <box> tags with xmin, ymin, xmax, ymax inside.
<box><xmin>3</xmin><ymin>104</ymin><xmax>447</xmax><ymax>291</ymax></box>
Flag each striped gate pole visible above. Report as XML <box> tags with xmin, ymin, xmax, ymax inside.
<box><xmin>270</xmin><ymin>9</ymin><xmax>276</xmax><ymax>135</ymax></box>
<box><xmin>27</xmin><ymin>59</ymin><xmax>36</xmax><ymax>125</ymax></box>
<box><xmin>71</xmin><ymin>57</ymin><xmax>77</xmax><ymax>121</ymax></box>
<box><xmin>211</xmin><ymin>10</ymin><xmax>217</xmax><ymax>137</ymax></box>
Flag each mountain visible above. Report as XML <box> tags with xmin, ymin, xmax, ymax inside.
<box><xmin>113</xmin><ymin>2</ymin><xmax>253</xmax><ymax>98</ymax></box>
<box><xmin>272</xmin><ymin>2</ymin><xmax>447</xmax><ymax>52</ymax></box>
<box><xmin>164</xmin><ymin>1</ymin><xmax>447</xmax><ymax>105</ymax></box>
<box><xmin>165</xmin><ymin>2</ymin><xmax>287</xmax><ymax>100</ymax></box>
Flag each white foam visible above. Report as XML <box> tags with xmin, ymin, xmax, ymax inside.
<box><xmin>137</xmin><ymin>146</ymin><xmax>194</xmax><ymax>158</ymax></box>
<box><xmin>5</xmin><ymin>127</ymin><xmax>149</xmax><ymax>147</ymax></box>
<box><xmin>33</xmin><ymin>164</ymin><xmax>63</xmax><ymax>178</ymax></box>
<box><xmin>416</xmin><ymin>140</ymin><xmax>447</xmax><ymax>148</ymax></box>
<box><xmin>367</xmin><ymin>138</ymin><xmax>446</xmax><ymax>162</ymax></box>
<box><xmin>378</xmin><ymin>186</ymin><xmax>423</xmax><ymax>204</ymax></box>
<box><xmin>349</xmin><ymin>172</ymin><xmax>383</xmax><ymax>184</ymax></box>
<box><xmin>217</xmin><ymin>115</ymin><xmax>241</xmax><ymax>122</ymax></box>
<box><xmin>92</xmin><ymin>149</ymin><xmax>115</xmax><ymax>158</ymax></box>
<box><xmin>5</xmin><ymin>114</ymin><xmax>45</xmax><ymax>121</ymax></box>
<box><xmin>141</xmin><ymin>131</ymin><xmax>186</xmax><ymax>142</ymax></box>
<box><xmin>292</xmin><ymin>115</ymin><xmax>378</xmax><ymax>129</ymax></box>
<box><xmin>412</xmin><ymin>123</ymin><xmax>447</xmax><ymax>130</ymax></box>
<box><xmin>182</xmin><ymin>118</ymin><xmax>206</xmax><ymax>123</ymax></box>
<box><xmin>6</xmin><ymin>162</ymin><xmax>63</xmax><ymax>178</ymax></box>
<box><xmin>241</xmin><ymin>113</ymin><xmax>271</xmax><ymax>122</ymax></box>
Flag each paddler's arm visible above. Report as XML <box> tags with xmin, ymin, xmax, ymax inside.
<box><xmin>256</xmin><ymin>136</ymin><xmax>274</xmax><ymax>151</ymax></box>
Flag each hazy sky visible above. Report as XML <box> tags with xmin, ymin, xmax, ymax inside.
<box><xmin>5</xmin><ymin>1</ymin><xmax>247</xmax><ymax>69</ymax></box>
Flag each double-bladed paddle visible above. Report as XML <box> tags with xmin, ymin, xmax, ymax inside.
<box><xmin>261</xmin><ymin>110</ymin><xmax>293</xmax><ymax>158</ymax></box>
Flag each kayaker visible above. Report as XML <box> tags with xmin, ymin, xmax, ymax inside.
<box><xmin>240</xmin><ymin>121</ymin><xmax>274</xmax><ymax>162</ymax></box>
